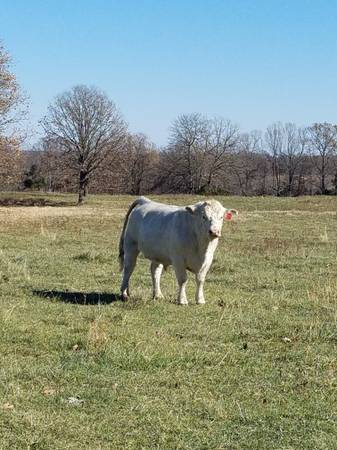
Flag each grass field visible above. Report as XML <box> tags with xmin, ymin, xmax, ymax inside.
<box><xmin>0</xmin><ymin>192</ymin><xmax>336</xmax><ymax>449</ymax></box>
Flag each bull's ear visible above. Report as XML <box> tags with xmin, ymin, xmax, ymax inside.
<box><xmin>186</xmin><ymin>205</ymin><xmax>196</xmax><ymax>214</ymax></box>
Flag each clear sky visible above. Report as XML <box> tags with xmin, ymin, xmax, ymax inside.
<box><xmin>1</xmin><ymin>0</ymin><xmax>337</xmax><ymax>146</ymax></box>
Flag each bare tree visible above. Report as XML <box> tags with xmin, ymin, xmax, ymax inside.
<box><xmin>204</xmin><ymin>118</ymin><xmax>239</xmax><ymax>191</ymax></box>
<box><xmin>232</xmin><ymin>131</ymin><xmax>262</xmax><ymax>195</ymax></box>
<box><xmin>265</xmin><ymin>123</ymin><xmax>284</xmax><ymax>196</ymax></box>
<box><xmin>30</xmin><ymin>138</ymin><xmax>76</xmax><ymax>192</ymax></box>
<box><xmin>167</xmin><ymin>113</ymin><xmax>238</xmax><ymax>193</ymax></box>
<box><xmin>307</xmin><ymin>122</ymin><xmax>337</xmax><ymax>194</ymax></box>
<box><xmin>0</xmin><ymin>43</ymin><xmax>27</xmax><ymax>190</ymax></box>
<box><xmin>280</xmin><ymin>123</ymin><xmax>308</xmax><ymax>195</ymax></box>
<box><xmin>0</xmin><ymin>136</ymin><xmax>23</xmax><ymax>189</ymax></box>
<box><xmin>0</xmin><ymin>43</ymin><xmax>27</xmax><ymax>134</ymax></box>
<box><xmin>167</xmin><ymin>113</ymin><xmax>208</xmax><ymax>193</ymax></box>
<box><xmin>41</xmin><ymin>85</ymin><xmax>126</xmax><ymax>204</ymax></box>
<box><xmin>120</xmin><ymin>133</ymin><xmax>158</xmax><ymax>195</ymax></box>
<box><xmin>87</xmin><ymin>132</ymin><xmax>159</xmax><ymax>194</ymax></box>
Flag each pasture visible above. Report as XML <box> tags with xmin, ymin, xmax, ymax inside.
<box><xmin>0</xmin><ymin>193</ymin><xmax>336</xmax><ymax>449</ymax></box>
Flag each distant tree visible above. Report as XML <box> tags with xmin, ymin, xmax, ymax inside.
<box><xmin>307</xmin><ymin>122</ymin><xmax>337</xmax><ymax>194</ymax></box>
<box><xmin>265</xmin><ymin>123</ymin><xmax>283</xmax><ymax>196</ymax></box>
<box><xmin>41</xmin><ymin>85</ymin><xmax>127</xmax><ymax>204</ymax></box>
<box><xmin>22</xmin><ymin>163</ymin><xmax>45</xmax><ymax>190</ymax></box>
<box><xmin>0</xmin><ymin>43</ymin><xmax>27</xmax><ymax>191</ymax></box>
<box><xmin>332</xmin><ymin>156</ymin><xmax>337</xmax><ymax>195</ymax></box>
<box><xmin>280</xmin><ymin>123</ymin><xmax>308</xmax><ymax>195</ymax></box>
<box><xmin>119</xmin><ymin>133</ymin><xmax>158</xmax><ymax>195</ymax></box>
<box><xmin>205</xmin><ymin>117</ymin><xmax>239</xmax><ymax>191</ymax></box>
<box><xmin>27</xmin><ymin>138</ymin><xmax>76</xmax><ymax>192</ymax></box>
<box><xmin>167</xmin><ymin>113</ymin><xmax>208</xmax><ymax>193</ymax></box>
<box><xmin>166</xmin><ymin>113</ymin><xmax>238</xmax><ymax>193</ymax></box>
<box><xmin>0</xmin><ymin>43</ymin><xmax>27</xmax><ymax>134</ymax></box>
<box><xmin>0</xmin><ymin>136</ymin><xmax>23</xmax><ymax>189</ymax></box>
<box><xmin>233</xmin><ymin>131</ymin><xmax>262</xmax><ymax>195</ymax></box>
<box><xmin>254</xmin><ymin>152</ymin><xmax>271</xmax><ymax>195</ymax></box>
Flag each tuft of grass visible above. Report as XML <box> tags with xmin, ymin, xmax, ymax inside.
<box><xmin>86</xmin><ymin>318</ymin><xmax>109</xmax><ymax>354</ymax></box>
<box><xmin>0</xmin><ymin>193</ymin><xmax>336</xmax><ymax>449</ymax></box>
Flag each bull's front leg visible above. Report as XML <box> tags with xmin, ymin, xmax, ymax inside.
<box><xmin>195</xmin><ymin>272</ymin><xmax>206</xmax><ymax>304</ymax></box>
<box><xmin>173</xmin><ymin>261</ymin><xmax>188</xmax><ymax>305</ymax></box>
<box><xmin>150</xmin><ymin>261</ymin><xmax>164</xmax><ymax>300</ymax></box>
<box><xmin>195</xmin><ymin>274</ymin><xmax>205</xmax><ymax>305</ymax></box>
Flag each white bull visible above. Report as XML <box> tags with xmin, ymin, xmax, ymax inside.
<box><xmin>118</xmin><ymin>197</ymin><xmax>237</xmax><ymax>305</ymax></box>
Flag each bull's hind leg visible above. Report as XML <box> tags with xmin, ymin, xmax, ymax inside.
<box><xmin>150</xmin><ymin>262</ymin><xmax>164</xmax><ymax>300</ymax></box>
<box><xmin>120</xmin><ymin>243</ymin><xmax>139</xmax><ymax>300</ymax></box>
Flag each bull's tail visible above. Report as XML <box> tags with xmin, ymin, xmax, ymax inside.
<box><xmin>118</xmin><ymin>197</ymin><xmax>150</xmax><ymax>272</ymax></box>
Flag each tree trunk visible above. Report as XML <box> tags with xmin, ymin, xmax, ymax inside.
<box><xmin>287</xmin><ymin>172</ymin><xmax>293</xmax><ymax>196</ymax></box>
<box><xmin>321</xmin><ymin>172</ymin><xmax>326</xmax><ymax>195</ymax></box>
<box><xmin>320</xmin><ymin>156</ymin><xmax>326</xmax><ymax>194</ymax></box>
<box><xmin>78</xmin><ymin>170</ymin><xmax>87</xmax><ymax>205</ymax></box>
<box><xmin>272</xmin><ymin>159</ymin><xmax>281</xmax><ymax>196</ymax></box>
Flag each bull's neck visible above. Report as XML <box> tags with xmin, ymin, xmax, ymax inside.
<box><xmin>198</xmin><ymin>233</ymin><xmax>218</xmax><ymax>255</ymax></box>
<box><xmin>191</xmin><ymin>219</ymin><xmax>218</xmax><ymax>256</ymax></box>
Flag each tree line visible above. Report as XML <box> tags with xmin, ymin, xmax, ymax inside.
<box><xmin>1</xmin><ymin>43</ymin><xmax>337</xmax><ymax>203</ymax></box>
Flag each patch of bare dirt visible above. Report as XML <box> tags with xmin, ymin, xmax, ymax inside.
<box><xmin>0</xmin><ymin>198</ymin><xmax>74</xmax><ymax>207</ymax></box>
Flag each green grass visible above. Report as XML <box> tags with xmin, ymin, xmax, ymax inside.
<box><xmin>0</xmin><ymin>193</ymin><xmax>337</xmax><ymax>449</ymax></box>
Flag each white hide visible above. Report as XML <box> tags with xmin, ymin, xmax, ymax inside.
<box><xmin>119</xmin><ymin>197</ymin><xmax>231</xmax><ymax>304</ymax></box>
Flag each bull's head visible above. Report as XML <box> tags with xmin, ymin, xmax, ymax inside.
<box><xmin>186</xmin><ymin>200</ymin><xmax>238</xmax><ymax>240</ymax></box>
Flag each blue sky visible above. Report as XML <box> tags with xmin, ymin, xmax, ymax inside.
<box><xmin>1</xmin><ymin>0</ymin><xmax>337</xmax><ymax>146</ymax></box>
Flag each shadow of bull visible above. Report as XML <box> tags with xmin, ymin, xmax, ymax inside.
<box><xmin>33</xmin><ymin>290</ymin><xmax>121</xmax><ymax>305</ymax></box>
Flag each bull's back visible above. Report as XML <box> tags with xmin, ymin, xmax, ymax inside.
<box><xmin>127</xmin><ymin>203</ymin><xmax>182</xmax><ymax>263</ymax></box>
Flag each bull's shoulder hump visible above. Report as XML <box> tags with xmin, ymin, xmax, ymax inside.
<box><xmin>137</xmin><ymin>196</ymin><xmax>151</xmax><ymax>205</ymax></box>
<box><xmin>140</xmin><ymin>200</ymin><xmax>182</xmax><ymax>212</ymax></box>
<box><xmin>148</xmin><ymin>204</ymin><xmax>182</xmax><ymax>214</ymax></box>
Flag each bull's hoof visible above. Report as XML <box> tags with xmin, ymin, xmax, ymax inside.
<box><xmin>196</xmin><ymin>299</ymin><xmax>206</xmax><ymax>305</ymax></box>
<box><xmin>121</xmin><ymin>292</ymin><xmax>129</xmax><ymax>301</ymax></box>
<box><xmin>178</xmin><ymin>299</ymin><xmax>188</xmax><ymax>306</ymax></box>
<box><xmin>153</xmin><ymin>293</ymin><xmax>164</xmax><ymax>300</ymax></box>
